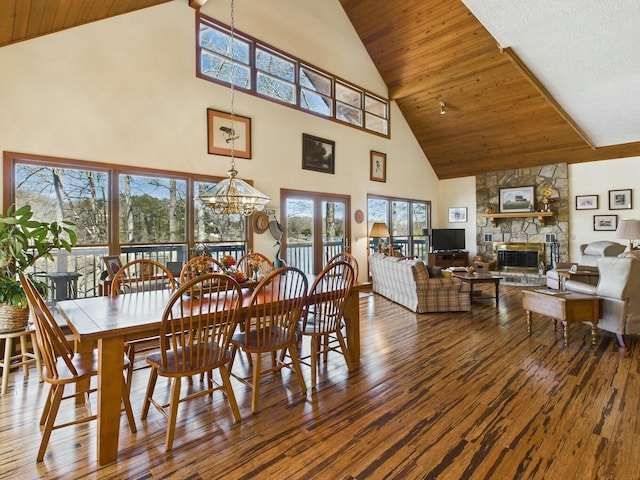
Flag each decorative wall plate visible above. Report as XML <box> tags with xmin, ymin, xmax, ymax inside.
<box><xmin>354</xmin><ymin>209</ymin><xmax>364</xmax><ymax>224</ymax></box>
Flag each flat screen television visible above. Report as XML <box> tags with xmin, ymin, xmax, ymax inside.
<box><xmin>431</xmin><ymin>228</ymin><xmax>466</xmax><ymax>252</ymax></box>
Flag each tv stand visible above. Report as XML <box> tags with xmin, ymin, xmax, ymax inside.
<box><xmin>428</xmin><ymin>251</ymin><xmax>469</xmax><ymax>268</ymax></box>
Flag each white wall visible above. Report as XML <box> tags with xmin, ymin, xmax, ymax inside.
<box><xmin>568</xmin><ymin>156</ymin><xmax>640</xmax><ymax>258</ymax></box>
<box><xmin>438</xmin><ymin>177</ymin><xmax>477</xmax><ymax>258</ymax></box>
<box><xmin>0</xmin><ymin>0</ymin><xmax>439</xmax><ymax>280</ymax></box>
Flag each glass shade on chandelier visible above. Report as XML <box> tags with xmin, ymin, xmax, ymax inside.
<box><xmin>200</xmin><ymin>167</ymin><xmax>270</xmax><ymax>216</ymax></box>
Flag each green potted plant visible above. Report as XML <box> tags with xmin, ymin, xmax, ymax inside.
<box><xmin>0</xmin><ymin>204</ymin><xmax>76</xmax><ymax>331</ymax></box>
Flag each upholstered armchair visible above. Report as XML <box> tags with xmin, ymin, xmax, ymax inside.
<box><xmin>564</xmin><ymin>256</ymin><xmax>640</xmax><ymax>347</ymax></box>
<box><xmin>546</xmin><ymin>241</ymin><xmax>625</xmax><ymax>289</ymax></box>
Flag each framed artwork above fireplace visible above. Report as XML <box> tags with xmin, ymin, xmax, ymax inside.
<box><xmin>499</xmin><ymin>186</ymin><xmax>535</xmax><ymax>213</ymax></box>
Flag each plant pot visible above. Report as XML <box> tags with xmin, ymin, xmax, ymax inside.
<box><xmin>0</xmin><ymin>304</ymin><xmax>30</xmax><ymax>332</ymax></box>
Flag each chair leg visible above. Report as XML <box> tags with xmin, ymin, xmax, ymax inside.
<box><xmin>37</xmin><ymin>384</ymin><xmax>65</xmax><ymax>462</ymax></box>
<box><xmin>335</xmin><ymin>330</ymin><xmax>354</xmax><ymax>371</ymax></box>
<box><xmin>251</xmin><ymin>353</ymin><xmax>262</xmax><ymax>413</ymax></box>
<box><xmin>40</xmin><ymin>386</ymin><xmax>55</xmax><ymax>426</ymax></box>
<box><xmin>125</xmin><ymin>343</ymin><xmax>135</xmax><ymax>394</ymax></box>
<box><xmin>287</xmin><ymin>343</ymin><xmax>307</xmax><ymax>396</ymax></box>
<box><xmin>141</xmin><ymin>366</ymin><xmax>158</xmax><ymax>420</ymax></box>
<box><xmin>220</xmin><ymin>365</ymin><xmax>241</xmax><ymax>422</ymax></box>
<box><xmin>165</xmin><ymin>377</ymin><xmax>182</xmax><ymax>451</ymax></box>
<box><xmin>310</xmin><ymin>337</ymin><xmax>319</xmax><ymax>389</ymax></box>
<box><xmin>121</xmin><ymin>377</ymin><xmax>137</xmax><ymax>433</ymax></box>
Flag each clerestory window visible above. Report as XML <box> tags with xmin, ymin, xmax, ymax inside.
<box><xmin>197</xmin><ymin>14</ymin><xmax>389</xmax><ymax>137</ymax></box>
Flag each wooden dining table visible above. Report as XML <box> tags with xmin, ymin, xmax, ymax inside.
<box><xmin>56</xmin><ymin>277</ymin><xmax>369</xmax><ymax>465</ymax></box>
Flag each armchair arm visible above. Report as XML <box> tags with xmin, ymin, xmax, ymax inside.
<box><xmin>565</xmin><ymin>280</ymin><xmax>597</xmax><ymax>295</ymax></box>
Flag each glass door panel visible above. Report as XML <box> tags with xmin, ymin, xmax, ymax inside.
<box><xmin>282</xmin><ymin>191</ymin><xmax>350</xmax><ymax>275</ymax></box>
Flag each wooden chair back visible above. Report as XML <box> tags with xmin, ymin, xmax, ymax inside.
<box><xmin>111</xmin><ymin>259</ymin><xmax>176</xmax><ymax>297</ymax></box>
<box><xmin>158</xmin><ymin>273</ymin><xmax>243</xmax><ymax>374</ymax></box>
<box><xmin>19</xmin><ymin>274</ymin><xmax>78</xmax><ymax>380</ymax></box>
<box><xmin>328</xmin><ymin>251</ymin><xmax>359</xmax><ymax>280</ymax></box>
<box><xmin>179</xmin><ymin>256</ymin><xmax>224</xmax><ymax>285</ymax></box>
<box><xmin>303</xmin><ymin>261</ymin><xmax>355</xmax><ymax>335</ymax></box>
<box><xmin>244</xmin><ymin>266</ymin><xmax>308</xmax><ymax>351</ymax></box>
<box><xmin>237</xmin><ymin>252</ymin><xmax>274</xmax><ymax>279</ymax></box>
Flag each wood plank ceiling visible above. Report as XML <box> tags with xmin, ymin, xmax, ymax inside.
<box><xmin>0</xmin><ymin>0</ymin><xmax>170</xmax><ymax>49</ymax></box>
<box><xmin>2</xmin><ymin>0</ymin><xmax>638</xmax><ymax>179</ymax></box>
<box><xmin>339</xmin><ymin>0</ymin><xmax>640</xmax><ymax>179</ymax></box>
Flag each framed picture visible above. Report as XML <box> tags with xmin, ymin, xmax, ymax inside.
<box><xmin>103</xmin><ymin>255</ymin><xmax>123</xmax><ymax>280</ymax></box>
<box><xmin>593</xmin><ymin>214</ymin><xmax>618</xmax><ymax>231</ymax></box>
<box><xmin>499</xmin><ymin>186</ymin><xmax>535</xmax><ymax>213</ymax></box>
<box><xmin>448</xmin><ymin>207</ymin><xmax>467</xmax><ymax>223</ymax></box>
<box><xmin>608</xmin><ymin>189</ymin><xmax>632</xmax><ymax>210</ymax></box>
<box><xmin>575</xmin><ymin>194</ymin><xmax>599</xmax><ymax>210</ymax></box>
<box><xmin>302</xmin><ymin>134</ymin><xmax>335</xmax><ymax>174</ymax></box>
<box><xmin>207</xmin><ymin>108</ymin><xmax>252</xmax><ymax>159</ymax></box>
<box><xmin>370</xmin><ymin>151</ymin><xmax>386</xmax><ymax>182</ymax></box>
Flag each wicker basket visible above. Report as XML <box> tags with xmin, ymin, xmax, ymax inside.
<box><xmin>0</xmin><ymin>303</ymin><xmax>30</xmax><ymax>332</ymax></box>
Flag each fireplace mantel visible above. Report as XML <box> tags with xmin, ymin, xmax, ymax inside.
<box><xmin>480</xmin><ymin>211</ymin><xmax>554</xmax><ymax>227</ymax></box>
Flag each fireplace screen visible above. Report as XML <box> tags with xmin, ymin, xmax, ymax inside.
<box><xmin>494</xmin><ymin>242</ymin><xmax>544</xmax><ymax>271</ymax></box>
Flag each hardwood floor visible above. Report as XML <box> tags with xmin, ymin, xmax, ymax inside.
<box><xmin>1</xmin><ymin>285</ymin><xmax>639</xmax><ymax>479</ymax></box>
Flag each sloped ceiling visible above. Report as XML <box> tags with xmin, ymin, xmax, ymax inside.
<box><xmin>339</xmin><ymin>0</ymin><xmax>640</xmax><ymax>178</ymax></box>
<box><xmin>2</xmin><ymin>0</ymin><xmax>639</xmax><ymax>179</ymax></box>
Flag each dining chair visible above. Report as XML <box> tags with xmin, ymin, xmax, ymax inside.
<box><xmin>180</xmin><ymin>255</ymin><xmax>224</xmax><ymax>284</ymax></box>
<box><xmin>229</xmin><ymin>266</ymin><xmax>308</xmax><ymax>413</ymax></box>
<box><xmin>19</xmin><ymin>274</ymin><xmax>136</xmax><ymax>462</ymax></box>
<box><xmin>110</xmin><ymin>258</ymin><xmax>177</xmax><ymax>296</ymax></box>
<box><xmin>324</xmin><ymin>252</ymin><xmax>359</xmax><ymax>358</ymax></box>
<box><xmin>236</xmin><ymin>252</ymin><xmax>274</xmax><ymax>280</ymax></box>
<box><xmin>327</xmin><ymin>251</ymin><xmax>359</xmax><ymax>280</ymax></box>
<box><xmin>295</xmin><ymin>261</ymin><xmax>355</xmax><ymax>389</ymax></box>
<box><xmin>141</xmin><ymin>273</ymin><xmax>243</xmax><ymax>451</ymax></box>
<box><xmin>111</xmin><ymin>259</ymin><xmax>177</xmax><ymax>387</ymax></box>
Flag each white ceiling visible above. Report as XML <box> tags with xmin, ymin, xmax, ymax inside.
<box><xmin>462</xmin><ymin>0</ymin><xmax>640</xmax><ymax>147</ymax></box>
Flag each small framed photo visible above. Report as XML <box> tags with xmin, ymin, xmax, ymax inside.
<box><xmin>103</xmin><ymin>255</ymin><xmax>123</xmax><ymax>280</ymax></box>
<box><xmin>499</xmin><ymin>186</ymin><xmax>535</xmax><ymax>213</ymax></box>
<box><xmin>207</xmin><ymin>108</ymin><xmax>252</xmax><ymax>159</ymax></box>
<box><xmin>370</xmin><ymin>151</ymin><xmax>386</xmax><ymax>182</ymax></box>
<box><xmin>593</xmin><ymin>214</ymin><xmax>618</xmax><ymax>231</ymax></box>
<box><xmin>448</xmin><ymin>207</ymin><xmax>467</xmax><ymax>223</ymax></box>
<box><xmin>302</xmin><ymin>133</ymin><xmax>335</xmax><ymax>174</ymax></box>
<box><xmin>575</xmin><ymin>194</ymin><xmax>598</xmax><ymax>210</ymax></box>
<box><xmin>608</xmin><ymin>189</ymin><xmax>632</xmax><ymax>210</ymax></box>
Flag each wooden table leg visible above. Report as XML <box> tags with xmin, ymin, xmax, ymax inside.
<box><xmin>97</xmin><ymin>336</ymin><xmax>125</xmax><ymax>465</ymax></box>
<box><xmin>343</xmin><ymin>289</ymin><xmax>360</xmax><ymax>362</ymax></box>
<box><xmin>495</xmin><ymin>280</ymin><xmax>500</xmax><ymax>305</ymax></box>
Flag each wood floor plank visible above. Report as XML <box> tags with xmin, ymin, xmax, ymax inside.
<box><xmin>1</xmin><ymin>285</ymin><xmax>639</xmax><ymax>479</ymax></box>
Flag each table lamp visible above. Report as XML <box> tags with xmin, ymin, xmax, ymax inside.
<box><xmin>615</xmin><ymin>219</ymin><xmax>640</xmax><ymax>251</ymax></box>
<box><xmin>369</xmin><ymin>222</ymin><xmax>391</xmax><ymax>253</ymax></box>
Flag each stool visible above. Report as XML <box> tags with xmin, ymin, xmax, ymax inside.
<box><xmin>0</xmin><ymin>326</ymin><xmax>42</xmax><ymax>394</ymax></box>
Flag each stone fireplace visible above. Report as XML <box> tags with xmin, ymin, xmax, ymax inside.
<box><xmin>494</xmin><ymin>242</ymin><xmax>544</xmax><ymax>272</ymax></box>
<box><xmin>475</xmin><ymin>163</ymin><xmax>570</xmax><ymax>270</ymax></box>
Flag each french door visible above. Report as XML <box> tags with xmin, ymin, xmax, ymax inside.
<box><xmin>281</xmin><ymin>189</ymin><xmax>351</xmax><ymax>275</ymax></box>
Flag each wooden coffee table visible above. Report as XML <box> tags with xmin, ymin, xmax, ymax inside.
<box><xmin>452</xmin><ymin>272</ymin><xmax>502</xmax><ymax>305</ymax></box>
<box><xmin>522</xmin><ymin>289</ymin><xmax>602</xmax><ymax>346</ymax></box>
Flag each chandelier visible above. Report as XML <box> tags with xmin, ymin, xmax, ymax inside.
<box><xmin>199</xmin><ymin>0</ymin><xmax>270</xmax><ymax>216</ymax></box>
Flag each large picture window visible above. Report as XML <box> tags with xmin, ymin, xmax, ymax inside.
<box><xmin>5</xmin><ymin>153</ymin><xmax>252</xmax><ymax>300</ymax></box>
<box><xmin>367</xmin><ymin>195</ymin><xmax>430</xmax><ymax>261</ymax></box>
